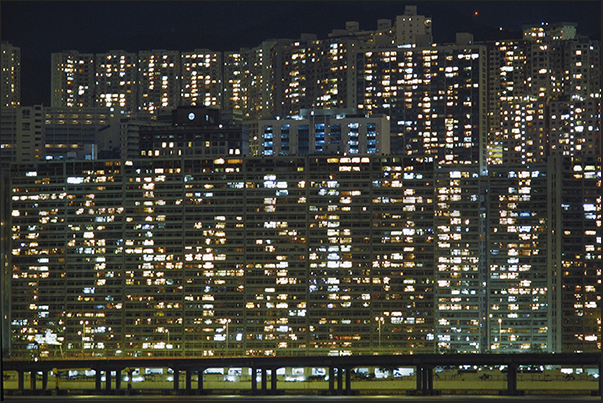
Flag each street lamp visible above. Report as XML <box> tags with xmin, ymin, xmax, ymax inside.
<box><xmin>375</xmin><ymin>316</ymin><xmax>384</xmax><ymax>352</ymax></box>
<box><xmin>222</xmin><ymin>318</ymin><xmax>231</xmax><ymax>355</ymax></box>
<box><xmin>80</xmin><ymin>320</ymin><xmax>88</xmax><ymax>358</ymax></box>
<box><xmin>498</xmin><ymin>318</ymin><xmax>502</xmax><ymax>352</ymax></box>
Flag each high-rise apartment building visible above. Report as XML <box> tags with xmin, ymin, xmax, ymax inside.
<box><xmin>356</xmin><ymin>39</ymin><xmax>487</xmax><ymax>170</ymax></box>
<box><xmin>486</xmin><ymin>164</ymin><xmax>551</xmax><ymax>352</ymax></box>
<box><xmin>369</xmin><ymin>158</ymin><xmax>437</xmax><ymax>353</ymax></box>
<box><xmin>3</xmin><ymin>156</ymin><xmax>431</xmax><ymax>358</ymax></box>
<box><xmin>1</xmin><ymin>169</ymin><xmax>10</xmax><ymax>357</ymax></box>
<box><xmin>271</xmin><ymin>35</ymin><xmax>312</xmax><ymax>118</ymax></box>
<box><xmin>326</xmin><ymin>5</ymin><xmax>432</xmax><ymax>48</ymax></box>
<box><xmin>551</xmin><ymin>156</ymin><xmax>601</xmax><ymax>353</ymax></box>
<box><xmin>486</xmin><ymin>156</ymin><xmax>601</xmax><ymax>354</ymax></box>
<box><xmin>223</xmin><ymin>51</ymin><xmax>247</xmax><ymax>113</ymax></box>
<box><xmin>180</xmin><ymin>50</ymin><xmax>223</xmax><ymax>108</ymax></box>
<box><xmin>486</xmin><ymin>24</ymin><xmax>601</xmax><ymax>165</ymax></box>
<box><xmin>43</xmin><ymin>12</ymin><xmax>598</xmax><ymax>170</ymax></box>
<box><xmin>433</xmin><ymin>165</ymin><xmax>485</xmax><ymax>353</ymax></box>
<box><xmin>485</xmin><ymin>40</ymin><xmax>527</xmax><ymax>164</ymax></box>
<box><xmin>239</xmin><ymin>39</ymin><xmax>292</xmax><ymax>150</ymax></box>
<box><xmin>4</xmin><ymin>7</ymin><xmax>601</xmax><ymax>361</ymax></box>
<box><xmin>6</xmin><ymin>155</ymin><xmax>600</xmax><ymax>359</ymax></box>
<box><xmin>1</xmin><ymin>42</ymin><xmax>21</xmax><ymax>108</ymax></box>
<box><xmin>138</xmin><ymin>50</ymin><xmax>181</xmax><ymax>114</ymax></box>
<box><xmin>271</xmin><ymin>36</ymin><xmax>358</xmax><ymax>118</ymax></box>
<box><xmin>244</xmin><ymin>39</ymin><xmax>292</xmax><ymax>121</ymax></box>
<box><xmin>500</xmin><ymin>97</ymin><xmax>548</xmax><ymax>164</ymax></box>
<box><xmin>270</xmin><ymin>5</ymin><xmax>432</xmax><ymax>121</ymax></box>
<box><xmin>549</xmin><ymin>99</ymin><xmax>600</xmax><ymax>157</ymax></box>
<box><xmin>95</xmin><ymin>50</ymin><xmax>138</xmax><ymax>114</ymax></box>
<box><xmin>393</xmin><ymin>5</ymin><xmax>433</xmax><ymax>46</ymax></box>
<box><xmin>51</xmin><ymin>51</ymin><xmax>95</xmax><ymax>108</ymax></box>
<box><xmin>557</xmin><ymin>37</ymin><xmax>600</xmax><ymax>101</ymax></box>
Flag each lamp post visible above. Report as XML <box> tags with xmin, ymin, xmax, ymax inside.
<box><xmin>166</xmin><ymin>328</ymin><xmax>171</xmax><ymax>354</ymax></box>
<box><xmin>80</xmin><ymin>320</ymin><xmax>88</xmax><ymax>358</ymax></box>
<box><xmin>375</xmin><ymin>316</ymin><xmax>384</xmax><ymax>352</ymax></box>
<box><xmin>222</xmin><ymin>318</ymin><xmax>231</xmax><ymax>355</ymax></box>
<box><xmin>498</xmin><ymin>318</ymin><xmax>502</xmax><ymax>352</ymax></box>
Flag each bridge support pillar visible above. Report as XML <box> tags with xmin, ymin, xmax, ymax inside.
<box><xmin>413</xmin><ymin>366</ymin><xmax>434</xmax><ymax>395</ymax></box>
<box><xmin>115</xmin><ymin>369</ymin><xmax>121</xmax><ymax>391</ymax></box>
<box><xmin>197</xmin><ymin>369</ymin><xmax>205</xmax><ymax>394</ymax></box>
<box><xmin>270</xmin><ymin>367</ymin><xmax>277</xmax><ymax>394</ymax></box>
<box><xmin>30</xmin><ymin>371</ymin><xmax>36</xmax><ymax>390</ymax></box>
<box><xmin>345</xmin><ymin>367</ymin><xmax>351</xmax><ymax>395</ymax></box>
<box><xmin>503</xmin><ymin>362</ymin><xmax>523</xmax><ymax>395</ymax></box>
<box><xmin>251</xmin><ymin>367</ymin><xmax>257</xmax><ymax>394</ymax></box>
<box><xmin>425</xmin><ymin>366</ymin><xmax>434</xmax><ymax>394</ymax></box>
<box><xmin>185</xmin><ymin>370</ymin><xmax>192</xmax><ymax>393</ymax></box>
<box><xmin>328</xmin><ymin>367</ymin><xmax>335</xmax><ymax>394</ymax></box>
<box><xmin>17</xmin><ymin>371</ymin><xmax>24</xmax><ymax>391</ymax></box>
<box><xmin>337</xmin><ymin>367</ymin><xmax>343</xmax><ymax>393</ymax></box>
<box><xmin>95</xmin><ymin>370</ymin><xmax>102</xmax><ymax>392</ymax></box>
<box><xmin>105</xmin><ymin>370</ymin><xmax>112</xmax><ymax>393</ymax></box>
<box><xmin>260</xmin><ymin>367</ymin><xmax>267</xmax><ymax>395</ymax></box>
<box><xmin>507</xmin><ymin>363</ymin><xmax>516</xmax><ymax>394</ymax></box>
<box><xmin>127</xmin><ymin>369</ymin><xmax>133</xmax><ymax>395</ymax></box>
<box><xmin>173</xmin><ymin>368</ymin><xmax>180</xmax><ymax>391</ymax></box>
<box><xmin>42</xmin><ymin>370</ymin><xmax>48</xmax><ymax>390</ymax></box>
<box><xmin>415</xmin><ymin>366</ymin><xmax>422</xmax><ymax>392</ymax></box>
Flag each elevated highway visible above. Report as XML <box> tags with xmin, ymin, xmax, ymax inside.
<box><xmin>3</xmin><ymin>352</ymin><xmax>601</xmax><ymax>396</ymax></box>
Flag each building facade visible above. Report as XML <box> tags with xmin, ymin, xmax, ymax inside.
<box><xmin>138</xmin><ymin>50</ymin><xmax>181</xmax><ymax>114</ymax></box>
<box><xmin>552</xmin><ymin>156</ymin><xmax>601</xmax><ymax>353</ymax></box>
<box><xmin>0</xmin><ymin>105</ymin><xmax>45</xmax><ymax>170</ymax></box>
<box><xmin>6</xmin><ymin>155</ymin><xmax>600</xmax><ymax>359</ymax></box>
<box><xmin>486</xmin><ymin>164</ymin><xmax>551</xmax><ymax>352</ymax></box>
<box><xmin>549</xmin><ymin>99</ymin><xmax>600</xmax><ymax>158</ymax></box>
<box><xmin>95</xmin><ymin>50</ymin><xmax>138</xmax><ymax>114</ymax></box>
<box><xmin>223</xmin><ymin>51</ymin><xmax>247</xmax><ymax>113</ymax></box>
<box><xmin>433</xmin><ymin>165</ymin><xmax>485</xmax><ymax>353</ymax></box>
<box><xmin>258</xmin><ymin>110</ymin><xmax>390</xmax><ymax>155</ymax></box>
<box><xmin>499</xmin><ymin>97</ymin><xmax>548</xmax><ymax>164</ymax></box>
<box><xmin>486</xmin><ymin>25</ymin><xmax>600</xmax><ymax>165</ymax></box>
<box><xmin>271</xmin><ymin>35</ymin><xmax>358</xmax><ymax>119</ymax></box>
<box><xmin>51</xmin><ymin>51</ymin><xmax>95</xmax><ymax>108</ymax></box>
<box><xmin>180</xmin><ymin>50</ymin><xmax>223</xmax><ymax>109</ymax></box>
<box><xmin>356</xmin><ymin>40</ymin><xmax>488</xmax><ymax>171</ymax></box>
<box><xmin>1</xmin><ymin>170</ymin><xmax>10</xmax><ymax>357</ymax></box>
<box><xmin>485</xmin><ymin>39</ymin><xmax>527</xmax><ymax>165</ymax></box>
<box><xmin>393</xmin><ymin>5</ymin><xmax>433</xmax><ymax>46</ymax></box>
<box><xmin>1</xmin><ymin>42</ymin><xmax>21</xmax><ymax>108</ymax></box>
<box><xmin>6</xmin><ymin>7</ymin><xmax>601</xmax><ymax>360</ymax></box>
<box><xmin>43</xmin><ymin>107</ymin><xmax>116</xmax><ymax>161</ymax></box>
<box><xmin>139</xmin><ymin>107</ymin><xmax>249</xmax><ymax>158</ymax></box>
<box><xmin>44</xmin><ymin>11</ymin><xmax>599</xmax><ymax>163</ymax></box>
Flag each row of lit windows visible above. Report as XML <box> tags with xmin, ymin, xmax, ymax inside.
<box><xmin>9</xmin><ymin>158</ymin><xmax>600</xmax><ymax>357</ymax></box>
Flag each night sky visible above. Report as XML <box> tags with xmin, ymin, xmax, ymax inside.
<box><xmin>1</xmin><ymin>1</ymin><xmax>601</xmax><ymax>106</ymax></box>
